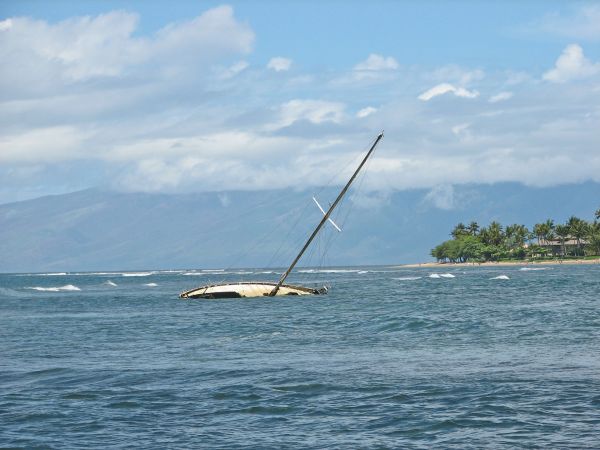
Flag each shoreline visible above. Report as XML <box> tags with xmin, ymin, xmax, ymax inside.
<box><xmin>398</xmin><ymin>258</ymin><xmax>600</xmax><ymax>268</ymax></box>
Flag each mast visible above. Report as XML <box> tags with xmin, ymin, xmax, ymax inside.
<box><xmin>268</xmin><ymin>131</ymin><xmax>384</xmax><ymax>296</ymax></box>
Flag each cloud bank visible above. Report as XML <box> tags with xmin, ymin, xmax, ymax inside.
<box><xmin>1</xmin><ymin>6</ymin><xmax>600</xmax><ymax>203</ymax></box>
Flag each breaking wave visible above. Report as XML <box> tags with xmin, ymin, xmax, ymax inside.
<box><xmin>520</xmin><ymin>267</ymin><xmax>549</xmax><ymax>271</ymax></box>
<box><xmin>105</xmin><ymin>280</ymin><xmax>118</xmax><ymax>287</ymax></box>
<box><xmin>144</xmin><ymin>283</ymin><xmax>158</xmax><ymax>287</ymax></box>
<box><xmin>122</xmin><ymin>272</ymin><xmax>154</xmax><ymax>277</ymax></box>
<box><xmin>298</xmin><ymin>269</ymin><xmax>362</xmax><ymax>274</ymax></box>
<box><xmin>491</xmin><ymin>275</ymin><xmax>510</xmax><ymax>280</ymax></box>
<box><xmin>429</xmin><ymin>273</ymin><xmax>455</xmax><ymax>279</ymax></box>
<box><xmin>393</xmin><ymin>276</ymin><xmax>422</xmax><ymax>281</ymax></box>
<box><xmin>26</xmin><ymin>284</ymin><xmax>81</xmax><ymax>292</ymax></box>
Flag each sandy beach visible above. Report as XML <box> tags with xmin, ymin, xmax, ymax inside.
<box><xmin>398</xmin><ymin>258</ymin><xmax>600</xmax><ymax>268</ymax></box>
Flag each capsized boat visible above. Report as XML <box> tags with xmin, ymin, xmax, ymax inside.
<box><xmin>179</xmin><ymin>131</ymin><xmax>384</xmax><ymax>299</ymax></box>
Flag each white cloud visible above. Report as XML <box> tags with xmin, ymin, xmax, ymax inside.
<box><xmin>219</xmin><ymin>60</ymin><xmax>249</xmax><ymax>79</ymax></box>
<box><xmin>424</xmin><ymin>185</ymin><xmax>456</xmax><ymax>210</ymax></box>
<box><xmin>273</xmin><ymin>99</ymin><xmax>345</xmax><ymax>129</ymax></box>
<box><xmin>0</xmin><ymin>6</ymin><xmax>254</xmax><ymax>95</ymax></box>
<box><xmin>354</xmin><ymin>54</ymin><xmax>399</xmax><ymax>71</ymax></box>
<box><xmin>356</xmin><ymin>106</ymin><xmax>377</xmax><ymax>118</ymax></box>
<box><xmin>267</xmin><ymin>57</ymin><xmax>292</xmax><ymax>72</ymax></box>
<box><xmin>1</xmin><ymin>7</ymin><xmax>600</xmax><ymax>201</ymax></box>
<box><xmin>418</xmin><ymin>83</ymin><xmax>479</xmax><ymax>101</ymax></box>
<box><xmin>489</xmin><ymin>91</ymin><xmax>513</xmax><ymax>103</ymax></box>
<box><xmin>543</xmin><ymin>44</ymin><xmax>600</xmax><ymax>83</ymax></box>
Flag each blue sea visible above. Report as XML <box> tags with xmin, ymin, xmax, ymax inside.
<box><xmin>1</xmin><ymin>265</ymin><xmax>599</xmax><ymax>448</ymax></box>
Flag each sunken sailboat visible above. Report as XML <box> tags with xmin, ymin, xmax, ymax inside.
<box><xmin>179</xmin><ymin>132</ymin><xmax>384</xmax><ymax>299</ymax></box>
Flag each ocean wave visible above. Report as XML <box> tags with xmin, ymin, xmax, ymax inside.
<box><xmin>144</xmin><ymin>283</ymin><xmax>158</xmax><ymax>287</ymax></box>
<box><xmin>519</xmin><ymin>267</ymin><xmax>549</xmax><ymax>271</ymax></box>
<box><xmin>121</xmin><ymin>272</ymin><xmax>154</xmax><ymax>277</ymax></box>
<box><xmin>39</xmin><ymin>272</ymin><xmax>68</xmax><ymax>276</ymax></box>
<box><xmin>183</xmin><ymin>272</ymin><xmax>210</xmax><ymax>276</ymax></box>
<box><xmin>429</xmin><ymin>273</ymin><xmax>455</xmax><ymax>279</ymax></box>
<box><xmin>298</xmin><ymin>269</ymin><xmax>361</xmax><ymax>274</ymax></box>
<box><xmin>491</xmin><ymin>275</ymin><xmax>510</xmax><ymax>280</ymax></box>
<box><xmin>105</xmin><ymin>280</ymin><xmax>118</xmax><ymax>286</ymax></box>
<box><xmin>26</xmin><ymin>284</ymin><xmax>81</xmax><ymax>292</ymax></box>
<box><xmin>393</xmin><ymin>276</ymin><xmax>422</xmax><ymax>281</ymax></box>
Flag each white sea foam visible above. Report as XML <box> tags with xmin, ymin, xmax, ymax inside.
<box><xmin>519</xmin><ymin>267</ymin><xmax>548</xmax><ymax>271</ymax></box>
<box><xmin>201</xmin><ymin>269</ymin><xmax>225</xmax><ymax>273</ymax></box>
<box><xmin>105</xmin><ymin>280</ymin><xmax>118</xmax><ymax>286</ymax></box>
<box><xmin>144</xmin><ymin>283</ymin><xmax>158</xmax><ymax>287</ymax></box>
<box><xmin>183</xmin><ymin>272</ymin><xmax>209</xmax><ymax>276</ymax></box>
<box><xmin>121</xmin><ymin>272</ymin><xmax>154</xmax><ymax>277</ymax></box>
<box><xmin>429</xmin><ymin>274</ymin><xmax>441</xmax><ymax>278</ymax></box>
<box><xmin>393</xmin><ymin>276</ymin><xmax>422</xmax><ymax>281</ymax></box>
<box><xmin>358</xmin><ymin>271</ymin><xmax>369</xmax><ymax>274</ymax></box>
<box><xmin>26</xmin><ymin>284</ymin><xmax>81</xmax><ymax>292</ymax></box>
<box><xmin>440</xmin><ymin>273</ymin><xmax>455</xmax><ymax>278</ymax></box>
<box><xmin>39</xmin><ymin>272</ymin><xmax>68</xmax><ymax>276</ymax></box>
<box><xmin>298</xmin><ymin>269</ymin><xmax>361</xmax><ymax>274</ymax></box>
<box><xmin>491</xmin><ymin>275</ymin><xmax>510</xmax><ymax>280</ymax></box>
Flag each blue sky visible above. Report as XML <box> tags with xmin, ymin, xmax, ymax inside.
<box><xmin>1</xmin><ymin>1</ymin><xmax>599</xmax><ymax>204</ymax></box>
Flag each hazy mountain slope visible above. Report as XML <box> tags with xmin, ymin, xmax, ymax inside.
<box><xmin>0</xmin><ymin>183</ymin><xmax>598</xmax><ymax>272</ymax></box>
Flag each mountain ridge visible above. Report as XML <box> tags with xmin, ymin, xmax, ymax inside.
<box><xmin>1</xmin><ymin>182</ymin><xmax>598</xmax><ymax>272</ymax></box>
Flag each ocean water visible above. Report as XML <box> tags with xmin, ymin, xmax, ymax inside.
<box><xmin>1</xmin><ymin>265</ymin><xmax>599</xmax><ymax>448</ymax></box>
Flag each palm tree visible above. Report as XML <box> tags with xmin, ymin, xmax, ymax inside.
<box><xmin>595</xmin><ymin>208</ymin><xmax>600</xmax><ymax>221</ymax></box>
<box><xmin>451</xmin><ymin>223</ymin><xmax>468</xmax><ymax>239</ymax></box>
<box><xmin>487</xmin><ymin>221</ymin><xmax>504</xmax><ymax>246</ymax></box>
<box><xmin>567</xmin><ymin>216</ymin><xmax>589</xmax><ymax>256</ymax></box>
<box><xmin>533</xmin><ymin>223</ymin><xmax>544</xmax><ymax>245</ymax></box>
<box><xmin>468</xmin><ymin>221</ymin><xmax>479</xmax><ymax>236</ymax></box>
<box><xmin>554</xmin><ymin>224</ymin><xmax>570</xmax><ymax>257</ymax></box>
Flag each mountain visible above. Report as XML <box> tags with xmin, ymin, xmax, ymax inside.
<box><xmin>0</xmin><ymin>182</ymin><xmax>598</xmax><ymax>272</ymax></box>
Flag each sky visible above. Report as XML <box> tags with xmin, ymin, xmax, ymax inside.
<box><xmin>1</xmin><ymin>0</ymin><xmax>599</xmax><ymax>205</ymax></box>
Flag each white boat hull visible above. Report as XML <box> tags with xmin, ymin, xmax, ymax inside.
<box><xmin>179</xmin><ymin>281</ymin><xmax>326</xmax><ymax>299</ymax></box>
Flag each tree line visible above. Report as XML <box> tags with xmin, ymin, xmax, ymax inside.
<box><xmin>431</xmin><ymin>208</ymin><xmax>600</xmax><ymax>263</ymax></box>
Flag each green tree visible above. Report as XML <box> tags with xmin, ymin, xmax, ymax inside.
<box><xmin>467</xmin><ymin>221</ymin><xmax>480</xmax><ymax>236</ymax></box>
<box><xmin>567</xmin><ymin>216</ymin><xmax>589</xmax><ymax>256</ymax></box>
<box><xmin>554</xmin><ymin>224</ymin><xmax>570</xmax><ymax>257</ymax></box>
<box><xmin>451</xmin><ymin>223</ymin><xmax>468</xmax><ymax>239</ymax></box>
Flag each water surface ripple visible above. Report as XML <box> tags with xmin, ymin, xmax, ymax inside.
<box><xmin>1</xmin><ymin>265</ymin><xmax>599</xmax><ymax>448</ymax></box>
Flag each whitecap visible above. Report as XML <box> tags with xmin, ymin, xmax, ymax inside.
<box><xmin>491</xmin><ymin>275</ymin><xmax>510</xmax><ymax>280</ymax></box>
<box><xmin>144</xmin><ymin>283</ymin><xmax>158</xmax><ymax>287</ymax></box>
<box><xmin>26</xmin><ymin>284</ymin><xmax>81</xmax><ymax>292</ymax></box>
<box><xmin>121</xmin><ymin>272</ymin><xmax>154</xmax><ymax>277</ymax></box>
<box><xmin>39</xmin><ymin>272</ymin><xmax>67</xmax><ymax>276</ymax></box>
<box><xmin>519</xmin><ymin>267</ymin><xmax>548</xmax><ymax>271</ymax></box>
<box><xmin>393</xmin><ymin>276</ymin><xmax>422</xmax><ymax>281</ymax></box>
<box><xmin>105</xmin><ymin>280</ymin><xmax>117</xmax><ymax>286</ymax></box>
<box><xmin>299</xmin><ymin>269</ymin><xmax>361</xmax><ymax>274</ymax></box>
<box><xmin>440</xmin><ymin>273</ymin><xmax>455</xmax><ymax>278</ymax></box>
<box><xmin>183</xmin><ymin>272</ymin><xmax>209</xmax><ymax>276</ymax></box>
<box><xmin>358</xmin><ymin>271</ymin><xmax>369</xmax><ymax>274</ymax></box>
<box><xmin>429</xmin><ymin>274</ymin><xmax>441</xmax><ymax>278</ymax></box>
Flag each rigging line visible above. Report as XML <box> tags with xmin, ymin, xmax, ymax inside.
<box><xmin>313</xmin><ymin>139</ymin><xmax>374</xmax><ymax>200</ymax></box>
<box><xmin>265</xmin><ymin>195</ymin><xmax>316</xmax><ymax>270</ymax></box>
<box><xmin>193</xmin><ymin>189</ymin><xmax>306</xmax><ymax>242</ymax></box>
<box><xmin>223</xmin><ymin>205</ymin><xmax>297</xmax><ymax>272</ymax></box>
<box><xmin>316</xmin><ymin>149</ymin><xmax>375</xmax><ymax>271</ymax></box>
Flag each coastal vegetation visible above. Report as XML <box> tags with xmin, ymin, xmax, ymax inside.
<box><xmin>431</xmin><ymin>208</ymin><xmax>600</xmax><ymax>263</ymax></box>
